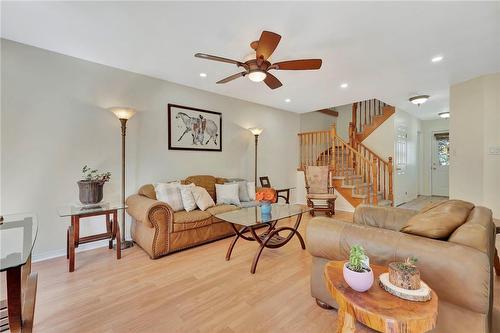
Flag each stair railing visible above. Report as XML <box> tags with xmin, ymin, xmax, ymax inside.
<box><xmin>350</xmin><ymin>99</ymin><xmax>388</xmax><ymax>136</ymax></box>
<box><xmin>298</xmin><ymin>125</ymin><xmax>394</xmax><ymax>205</ymax></box>
<box><xmin>329</xmin><ymin>125</ymin><xmax>379</xmax><ymax>205</ymax></box>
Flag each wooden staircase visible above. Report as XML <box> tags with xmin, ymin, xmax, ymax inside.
<box><xmin>298</xmin><ymin>108</ymin><xmax>394</xmax><ymax>208</ymax></box>
<box><xmin>349</xmin><ymin>99</ymin><xmax>395</xmax><ymax>143</ymax></box>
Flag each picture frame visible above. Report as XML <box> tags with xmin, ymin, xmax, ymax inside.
<box><xmin>167</xmin><ymin>104</ymin><xmax>222</xmax><ymax>151</ymax></box>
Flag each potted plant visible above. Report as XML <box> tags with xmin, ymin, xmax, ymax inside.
<box><xmin>343</xmin><ymin>245</ymin><xmax>374</xmax><ymax>292</ymax></box>
<box><xmin>77</xmin><ymin>165</ymin><xmax>111</xmax><ymax>205</ymax></box>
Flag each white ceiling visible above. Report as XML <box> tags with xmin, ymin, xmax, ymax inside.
<box><xmin>2</xmin><ymin>2</ymin><xmax>499</xmax><ymax>119</ymax></box>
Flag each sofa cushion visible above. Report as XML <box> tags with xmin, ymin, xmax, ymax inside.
<box><xmin>400</xmin><ymin>200</ymin><xmax>474</xmax><ymax>239</ymax></box>
<box><xmin>192</xmin><ymin>186</ymin><xmax>216</xmax><ymax>211</ymax></box>
<box><xmin>227</xmin><ymin>180</ymin><xmax>251</xmax><ymax>202</ymax></box>
<box><xmin>154</xmin><ymin>182</ymin><xmax>184</xmax><ymax>212</ymax></box>
<box><xmin>183</xmin><ymin>175</ymin><xmax>223</xmax><ymax>201</ymax></box>
<box><xmin>173</xmin><ymin>210</ymin><xmax>212</xmax><ymax>224</ymax></box>
<box><xmin>206</xmin><ymin>204</ymin><xmax>239</xmax><ymax>216</ymax></box>
<box><xmin>178</xmin><ymin>183</ymin><xmax>197</xmax><ymax>212</ymax></box>
<box><xmin>139</xmin><ymin>184</ymin><xmax>157</xmax><ymax>200</ymax></box>
<box><xmin>215</xmin><ymin>183</ymin><xmax>241</xmax><ymax>206</ymax></box>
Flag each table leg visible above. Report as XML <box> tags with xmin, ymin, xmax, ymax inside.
<box><xmin>114</xmin><ymin>211</ymin><xmax>121</xmax><ymax>259</ymax></box>
<box><xmin>285</xmin><ymin>189</ymin><xmax>290</xmax><ymax>204</ymax></box>
<box><xmin>68</xmin><ymin>225</ymin><xmax>75</xmax><ymax>272</ymax></box>
<box><xmin>74</xmin><ymin>216</ymin><xmax>80</xmax><ymax>248</ymax></box>
<box><xmin>66</xmin><ymin>227</ymin><xmax>69</xmax><ymax>259</ymax></box>
<box><xmin>6</xmin><ymin>266</ymin><xmax>22</xmax><ymax>333</ymax></box>
<box><xmin>106</xmin><ymin>213</ymin><xmax>113</xmax><ymax>249</ymax></box>
<box><xmin>336</xmin><ymin>307</ymin><xmax>356</xmax><ymax>333</ymax></box>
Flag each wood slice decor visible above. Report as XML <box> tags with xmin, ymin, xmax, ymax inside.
<box><xmin>388</xmin><ymin>262</ymin><xmax>421</xmax><ymax>290</ymax></box>
<box><xmin>379</xmin><ymin>273</ymin><xmax>432</xmax><ymax>302</ymax></box>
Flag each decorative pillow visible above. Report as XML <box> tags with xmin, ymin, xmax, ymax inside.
<box><xmin>192</xmin><ymin>186</ymin><xmax>215</xmax><ymax>211</ymax></box>
<box><xmin>247</xmin><ymin>182</ymin><xmax>256</xmax><ymax>200</ymax></box>
<box><xmin>228</xmin><ymin>180</ymin><xmax>250</xmax><ymax>202</ymax></box>
<box><xmin>154</xmin><ymin>181</ymin><xmax>184</xmax><ymax>212</ymax></box>
<box><xmin>215</xmin><ymin>183</ymin><xmax>240</xmax><ymax>206</ymax></box>
<box><xmin>400</xmin><ymin>200</ymin><xmax>474</xmax><ymax>239</ymax></box>
<box><xmin>178</xmin><ymin>183</ymin><xmax>197</xmax><ymax>212</ymax></box>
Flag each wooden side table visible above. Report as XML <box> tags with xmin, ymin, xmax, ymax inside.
<box><xmin>324</xmin><ymin>261</ymin><xmax>438</xmax><ymax>333</ymax></box>
<box><xmin>58</xmin><ymin>203</ymin><xmax>125</xmax><ymax>272</ymax></box>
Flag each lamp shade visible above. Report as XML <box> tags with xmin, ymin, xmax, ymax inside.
<box><xmin>249</xmin><ymin>128</ymin><xmax>263</xmax><ymax>135</ymax></box>
<box><xmin>109</xmin><ymin>107</ymin><xmax>136</xmax><ymax>120</ymax></box>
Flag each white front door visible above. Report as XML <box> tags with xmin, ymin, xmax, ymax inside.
<box><xmin>431</xmin><ymin>132</ymin><xmax>449</xmax><ymax>196</ymax></box>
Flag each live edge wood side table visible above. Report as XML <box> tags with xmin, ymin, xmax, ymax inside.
<box><xmin>324</xmin><ymin>261</ymin><xmax>438</xmax><ymax>333</ymax></box>
<box><xmin>0</xmin><ymin>213</ymin><xmax>38</xmax><ymax>333</ymax></box>
<box><xmin>58</xmin><ymin>203</ymin><xmax>126</xmax><ymax>272</ymax></box>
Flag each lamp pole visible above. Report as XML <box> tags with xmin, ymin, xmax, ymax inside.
<box><xmin>109</xmin><ymin>107</ymin><xmax>136</xmax><ymax>250</ymax></box>
<box><xmin>249</xmin><ymin>128</ymin><xmax>263</xmax><ymax>187</ymax></box>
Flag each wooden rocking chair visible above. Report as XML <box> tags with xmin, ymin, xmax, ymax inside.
<box><xmin>304</xmin><ymin>165</ymin><xmax>337</xmax><ymax>217</ymax></box>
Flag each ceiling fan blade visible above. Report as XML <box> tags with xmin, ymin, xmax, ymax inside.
<box><xmin>256</xmin><ymin>31</ymin><xmax>281</xmax><ymax>62</ymax></box>
<box><xmin>263</xmin><ymin>72</ymin><xmax>283</xmax><ymax>90</ymax></box>
<box><xmin>272</xmin><ymin>59</ymin><xmax>322</xmax><ymax>70</ymax></box>
<box><xmin>216</xmin><ymin>72</ymin><xmax>247</xmax><ymax>84</ymax></box>
<box><xmin>195</xmin><ymin>53</ymin><xmax>244</xmax><ymax>66</ymax></box>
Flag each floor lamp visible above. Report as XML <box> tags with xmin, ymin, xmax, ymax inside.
<box><xmin>110</xmin><ymin>107</ymin><xmax>136</xmax><ymax>249</ymax></box>
<box><xmin>249</xmin><ymin>128</ymin><xmax>263</xmax><ymax>187</ymax></box>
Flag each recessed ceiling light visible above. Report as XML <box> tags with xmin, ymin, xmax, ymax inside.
<box><xmin>285</xmin><ymin>98</ymin><xmax>291</xmax><ymax>103</ymax></box>
<box><xmin>199</xmin><ymin>73</ymin><xmax>207</xmax><ymax>77</ymax></box>
<box><xmin>340</xmin><ymin>83</ymin><xmax>349</xmax><ymax>88</ymax></box>
<box><xmin>431</xmin><ymin>56</ymin><xmax>443</xmax><ymax>63</ymax></box>
<box><xmin>409</xmin><ymin>95</ymin><xmax>430</xmax><ymax>106</ymax></box>
<box><xmin>438</xmin><ymin>111</ymin><xmax>450</xmax><ymax>118</ymax></box>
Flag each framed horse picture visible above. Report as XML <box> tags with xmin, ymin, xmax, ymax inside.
<box><xmin>167</xmin><ymin>104</ymin><xmax>222</xmax><ymax>151</ymax></box>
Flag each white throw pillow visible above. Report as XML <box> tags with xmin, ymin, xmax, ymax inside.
<box><xmin>192</xmin><ymin>186</ymin><xmax>215</xmax><ymax>211</ymax></box>
<box><xmin>178</xmin><ymin>183</ymin><xmax>197</xmax><ymax>212</ymax></box>
<box><xmin>215</xmin><ymin>183</ymin><xmax>241</xmax><ymax>206</ymax></box>
<box><xmin>247</xmin><ymin>182</ymin><xmax>256</xmax><ymax>200</ymax></box>
<box><xmin>154</xmin><ymin>181</ymin><xmax>184</xmax><ymax>212</ymax></box>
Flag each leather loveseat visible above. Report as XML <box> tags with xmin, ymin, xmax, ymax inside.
<box><xmin>306</xmin><ymin>201</ymin><xmax>495</xmax><ymax>333</ymax></box>
<box><xmin>126</xmin><ymin>175</ymin><xmax>240</xmax><ymax>259</ymax></box>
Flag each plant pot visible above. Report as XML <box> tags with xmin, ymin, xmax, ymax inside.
<box><xmin>343</xmin><ymin>262</ymin><xmax>374</xmax><ymax>292</ymax></box>
<box><xmin>77</xmin><ymin>180</ymin><xmax>104</xmax><ymax>205</ymax></box>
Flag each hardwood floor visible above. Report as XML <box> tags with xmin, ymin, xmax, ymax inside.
<box><xmin>3</xmin><ymin>206</ymin><xmax>499</xmax><ymax>332</ymax></box>
<box><xmin>29</xmin><ymin>211</ymin><xmax>353</xmax><ymax>333</ymax></box>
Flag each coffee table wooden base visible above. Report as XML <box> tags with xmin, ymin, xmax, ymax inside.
<box><xmin>325</xmin><ymin>261</ymin><xmax>438</xmax><ymax>333</ymax></box>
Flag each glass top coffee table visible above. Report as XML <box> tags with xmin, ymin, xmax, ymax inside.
<box><xmin>216</xmin><ymin>203</ymin><xmax>311</xmax><ymax>274</ymax></box>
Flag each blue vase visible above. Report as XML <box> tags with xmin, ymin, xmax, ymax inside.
<box><xmin>261</xmin><ymin>201</ymin><xmax>272</xmax><ymax>215</ymax></box>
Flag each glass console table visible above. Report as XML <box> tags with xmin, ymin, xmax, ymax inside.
<box><xmin>58</xmin><ymin>202</ymin><xmax>126</xmax><ymax>272</ymax></box>
<box><xmin>0</xmin><ymin>213</ymin><xmax>38</xmax><ymax>333</ymax></box>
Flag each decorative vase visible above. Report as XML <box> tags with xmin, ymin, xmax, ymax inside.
<box><xmin>260</xmin><ymin>201</ymin><xmax>272</xmax><ymax>215</ymax></box>
<box><xmin>388</xmin><ymin>262</ymin><xmax>421</xmax><ymax>290</ymax></box>
<box><xmin>77</xmin><ymin>180</ymin><xmax>104</xmax><ymax>205</ymax></box>
<box><xmin>343</xmin><ymin>262</ymin><xmax>374</xmax><ymax>292</ymax></box>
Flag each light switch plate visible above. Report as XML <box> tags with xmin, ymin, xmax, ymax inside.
<box><xmin>488</xmin><ymin>146</ymin><xmax>500</xmax><ymax>155</ymax></box>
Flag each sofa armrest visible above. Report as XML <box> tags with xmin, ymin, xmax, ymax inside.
<box><xmin>306</xmin><ymin>217</ymin><xmax>491</xmax><ymax>315</ymax></box>
<box><xmin>353</xmin><ymin>204</ymin><xmax>418</xmax><ymax>231</ymax></box>
<box><xmin>126</xmin><ymin>194</ymin><xmax>174</xmax><ymax>228</ymax></box>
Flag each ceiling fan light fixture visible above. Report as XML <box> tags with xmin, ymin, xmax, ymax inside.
<box><xmin>439</xmin><ymin>111</ymin><xmax>450</xmax><ymax>118</ymax></box>
<box><xmin>248</xmin><ymin>70</ymin><xmax>267</xmax><ymax>82</ymax></box>
<box><xmin>409</xmin><ymin>95</ymin><xmax>430</xmax><ymax>106</ymax></box>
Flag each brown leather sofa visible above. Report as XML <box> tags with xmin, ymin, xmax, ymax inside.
<box><xmin>306</xmin><ymin>202</ymin><xmax>495</xmax><ymax>333</ymax></box>
<box><xmin>126</xmin><ymin>175</ymin><xmax>238</xmax><ymax>259</ymax></box>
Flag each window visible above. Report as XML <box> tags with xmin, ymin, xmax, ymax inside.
<box><xmin>396</xmin><ymin>126</ymin><xmax>407</xmax><ymax>175</ymax></box>
<box><xmin>434</xmin><ymin>132</ymin><xmax>450</xmax><ymax>166</ymax></box>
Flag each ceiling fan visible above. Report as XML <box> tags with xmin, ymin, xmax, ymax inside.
<box><xmin>194</xmin><ymin>30</ymin><xmax>322</xmax><ymax>89</ymax></box>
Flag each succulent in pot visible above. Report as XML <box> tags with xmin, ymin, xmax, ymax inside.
<box><xmin>77</xmin><ymin>165</ymin><xmax>111</xmax><ymax>205</ymax></box>
<box><xmin>343</xmin><ymin>245</ymin><xmax>374</xmax><ymax>292</ymax></box>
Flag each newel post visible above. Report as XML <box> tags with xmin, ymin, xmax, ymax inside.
<box><xmin>388</xmin><ymin>156</ymin><xmax>394</xmax><ymax>206</ymax></box>
<box><xmin>330</xmin><ymin>124</ymin><xmax>337</xmax><ymax>173</ymax></box>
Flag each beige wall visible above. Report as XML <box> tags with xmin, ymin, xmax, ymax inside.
<box><xmin>450</xmin><ymin>73</ymin><xmax>500</xmax><ymax>218</ymax></box>
<box><xmin>333</xmin><ymin>104</ymin><xmax>351</xmax><ymax>142</ymax></box>
<box><xmin>1</xmin><ymin>39</ymin><xmax>300</xmax><ymax>259</ymax></box>
<box><xmin>299</xmin><ymin>111</ymin><xmax>335</xmax><ymax>132</ymax></box>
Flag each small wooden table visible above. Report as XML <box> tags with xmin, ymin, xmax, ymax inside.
<box><xmin>324</xmin><ymin>261</ymin><xmax>438</xmax><ymax>333</ymax></box>
<box><xmin>58</xmin><ymin>203</ymin><xmax>125</xmax><ymax>272</ymax></box>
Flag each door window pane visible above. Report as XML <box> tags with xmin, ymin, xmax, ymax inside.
<box><xmin>437</xmin><ymin>138</ymin><xmax>450</xmax><ymax>166</ymax></box>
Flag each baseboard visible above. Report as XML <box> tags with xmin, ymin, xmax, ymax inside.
<box><xmin>32</xmin><ymin>240</ymin><xmax>109</xmax><ymax>263</ymax></box>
